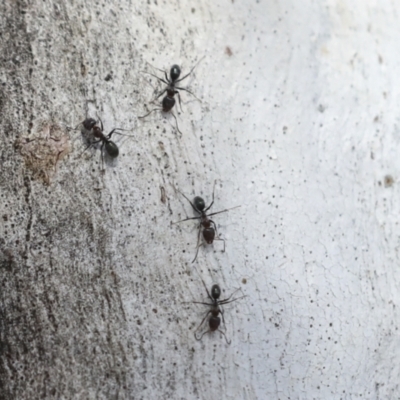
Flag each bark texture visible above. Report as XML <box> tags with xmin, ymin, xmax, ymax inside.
<box><xmin>1</xmin><ymin>1</ymin><xmax>400</xmax><ymax>399</ymax></box>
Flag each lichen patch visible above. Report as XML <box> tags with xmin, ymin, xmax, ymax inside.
<box><xmin>15</xmin><ymin>122</ymin><xmax>71</xmax><ymax>185</ymax></box>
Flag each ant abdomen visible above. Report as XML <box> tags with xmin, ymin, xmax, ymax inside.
<box><xmin>203</xmin><ymin>227</ymin><xmax>215</xmax><ymax>244</ymax></box>
<box><xmin>162</xmin><ymin>96</ymin><xmax>175</xmax><ymax>112</ymax></box>
<box><xmin>209</xmin><ymin>315</ymin><xmax>221</xmax><ymax>331</ymax></box>
<box><xmin>105</xmin><ymin>141</ymin><xmax>119</xmax><ymax>158</ymax></box>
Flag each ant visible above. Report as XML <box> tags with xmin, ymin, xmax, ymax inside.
<box><xmin>189</xmin><ymin>279</ymin><xmax>245</xmax><ymax>345</ymax></box>
<box><xmin>139</xmin><ymin>58</ymin><xmax>203</xmax><ymax>135</ymax></box>
<box><xmin>175</xmin><ymin>181</ymin><xmax>240</xmax><ymax>263</ymax></box>
<box><xmin>76</xmin><ymin>117</ymin><xmax>133</xmax><ymax>168</ymax></box>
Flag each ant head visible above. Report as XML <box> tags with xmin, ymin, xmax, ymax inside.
<box><xmin>211</xmin><ymin>284</ymin><xmax>221</xmax><ymax>300</ymax></box>
<box><xmin>83</xmin><ymin>118</ymin><xmax>97</xmax><ymax>131</ymax></box>
<box><xmin>170</xmin><ymin>64</ymin><xmax>181</xmax><ymax>81</ymax></box>
<box><xmin>193</xmin><ymin>196</ymin><xmax>205</xmax><ymax>211</ymax></box>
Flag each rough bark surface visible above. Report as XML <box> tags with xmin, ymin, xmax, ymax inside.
<box><xmin>1</xmin><ymin>1</ymin><xmax>400</xmax><ymax>399</ymax></box>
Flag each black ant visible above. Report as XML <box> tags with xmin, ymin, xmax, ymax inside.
<box><xmin>76</xmin><ymin>117</ymin><xmax>133</xmax><ymax>168</ymax></box>
<box><xmin>189</xmin><ymin>279</ymin><xmax>245</xmax><ymax>345</ymax></box>
<box><xmin>139</xmin><ymin>59</ymin><xmax>203</xmax><ymax>135</ymax></box>
<box><xmin>175</xmin><ymin>181</ymin><xmax>240</xmax><ymax>263</ymax></box>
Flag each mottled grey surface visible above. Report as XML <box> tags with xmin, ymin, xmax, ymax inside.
<box><xmin>1</xmin><ymin>1</ymin><xmax>400</xmax><ymax>399</ymax></box>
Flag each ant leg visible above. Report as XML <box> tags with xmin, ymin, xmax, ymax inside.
<box><xmin>194</xmin><ymin>310</ymin><xmax>212</xmax><ymax>335</ymax></box>
<box><xmin>192</xmin><ymin>223</ymin><xmax>203</xmax><ymax>263</ymax></box>
<box><xmin>175</xmin><ymin>56</ymin><xmax>205</xmax><ymax>83</ymax></box>
<box><xmin>175</xmin><ymin>86</ymin><xmax>201</xmax><ymax>102</ymax></box>
<box><xmin>206</xmin><ymin>205</ymin><xmax>241</xmax><ymax>218</ymax></box>
<box><xmin>143</xmin><ymin>61</ymin><xmax>173</xmax><ymax>82</ymax></box>
<box><xmin>209</xmin><ymin>219</ymin><xmax>225</xmax><ymax>252</ymax></box>
<box><xmin>175</xmin><ymin>71</ymin><xmax>193</xmax><ymax>83</ymax></box>
<box><xmin>107</xmin><ymin>128</ymin><xmax>134</xmax><ymax>139</ymax></box>
<box><xmin>173</xmin><ymin>215</ymin><xmax>201</xmax><ymax>224</ymax></box>
<box><xmin>218</xmin><ymin>329</ymin><xmax>231</xmax><ymax>345</ymax></box>
<box><xmin>214</xmin><ymin>238</ymin><xmax>226</xmax><ymax>252</ymax></box>
<box><xmin>107</xmin><ymin>128</ymin><xmax>117</xmax><ymax>139</ymax></box>
<box><xmin>204</xmin><ymin>180</ymin><xmax>217</xmax><ymax>212</ymax></box>
<box><xmin>175</xmin><ymin>189</ymin><xmax>199</xmax><ymax>214</ymax></box>
<box><xmin>220</xmin><ymin>307</ymin><xmax>226</xmax><ymax>325</ymax></box>
<box><xmin>215</xmin><ymin>225</ymin><xmax>225</xmax><ymax>252</ymax></box>
<box><xmin>95</xmin><ymin>113</ymin><xmax>104</xmax><ymax>131</ymax></box>
<box><xmin>107</xmin><ymin>128</ymin><xmax>134</xmax><ymax>138</ymax></box>
<box><xmin>195</xmin><ymin>329</ymin><xmax>210</xmax><ymax>341</ymax></box>
<box><xmin>152</xmin><ymin>87</ymin><xmax>167</xmax><ymax>102</ymax></box>
<box><xmin>73</xmin><ymin>120</ymin><xmax>84</xmax><ymax>131</ymax></box>
<box><xmin>176</xmin><ymin>91</ymin><xmax>183</xmax><ymax>113</ymax></box>
<box><xmin>199</xmin><ymin>277</ymin><xmax>213</xmax><ymax>302</ymax></box>
<box><xmin>192</xmin><ymin>243</ymin><xmax>203</xmax><ymax>263</ymax></box>
<box><xmin>138</xmin><ymin>108</ymin><xmax>162</xmax><ymax>119</ymax></box>
<box><xmin>143</xmin><ymin>71</ymin><xmax>169</xmax><ymax>85</ymax></box>
<box><xmin>170</xmin><ymin>110</ymin><xmax>182</xmax><ymax>136</ymax></box>
<box><xmin>112</xmin><ymin>128</ymin><xmax>132</xmax><ymax>132</ymax></box>
<box><xmin>194</xmin><ymin>310</ymin><xmax>213</xmax><ymax>341</ymax></box>
<box><xmin>185</xmin><ymin>301</ymin><xmax>213</xmax><ymax>306</ymax></box>
<box><xmin>218</xmin><ymin>291</ymin><xmax>247</xmax><ymax>305</ymax></box>
<box><xmin>100</xmin><ymin>141</ymin><xmax>105</xmax><ymax>170</ymax></box>
<box><xmin>219</xmin><ymin>289</ymin><xmax>241</xmax><ymax>304</ymax></box>
<box><xmin>209</xmin><ymin>219</ymin><xmax>219</xmax><ymax>236</ymax></box>
<box><xmin>80</xmin><ymin>139</ymin><xmax>102</xmax><ymax>157</ymax></box>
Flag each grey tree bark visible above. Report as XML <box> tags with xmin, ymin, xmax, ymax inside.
<box><xmin>1</xmin><ymin>0</ymin><xmax>400</xmax><ymax>399</ymax></box>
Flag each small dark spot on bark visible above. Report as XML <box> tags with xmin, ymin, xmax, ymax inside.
<box><xmin>384</xmin><ymin>175</ymin><xmax>394</xmax><ymax>188</ymax></box>
<box><xmin>225</xmin><ymin>46</ymin><xmax>233</xmax><ymax>56</ymax></box>
<box><xmin>242</xmin><ymin>278</ymin><xmax>247</xmax><ymax>284</ymax></box>
<box><xmin>81</xmin><ymin>63</ymin><xmax>87</xmax><ymax>76</ymax></box>
<box><xmin>105</xmin><ymin>73</ymin><xmax>112</xmax><ymax>81</ymax></box>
